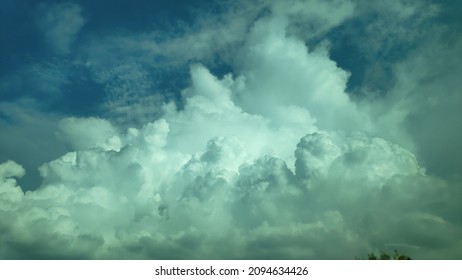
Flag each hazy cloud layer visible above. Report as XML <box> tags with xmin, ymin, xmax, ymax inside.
<box><xmin>35</xmin><ymin>2</ymin><xmax>86</xmax><ymax>54</ymax></box>
<box><xmin>0</xmin><ymin>0</ymin><xmax>461</xmax><ymax>259</ymax></box>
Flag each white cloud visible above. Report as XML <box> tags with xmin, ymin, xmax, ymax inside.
<box><xmin>2</xmin><ymin>60</ymin><xmax>460</xmax><ymax>260</ymax></box>
<box><xmin>0</xmin><ymin>161</ymin><xmax>25</xmax><ymax>198</ymax></box>
<box><xmin>57</xmin><ymin>117</ymin><xmax>121</xmax><ymax>151</ymax></box>
<box><xmin>232</xmin><ymin>15</ymin><xmax>370</xmax><ymax>133</ymax></box>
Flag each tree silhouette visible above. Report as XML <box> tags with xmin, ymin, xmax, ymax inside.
<box><xmin>365</xmin><ymin>250</ymin><xmax>411</xmax><ymax>260</ymax></box>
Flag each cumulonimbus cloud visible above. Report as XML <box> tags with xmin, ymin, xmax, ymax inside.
<box><xmin>1</xmin><ymin>0</ymin><xmax>461</xmax><ymax>260</ymax></box>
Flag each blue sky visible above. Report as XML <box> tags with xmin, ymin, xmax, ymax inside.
<box><xmin>0</xmin><ymin>0</ymin><xmax>461</xmax><ymax>259</ymax></box>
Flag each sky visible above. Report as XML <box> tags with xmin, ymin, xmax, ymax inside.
<box><xmin>0</xmin><ymin>0</ymin><xmax>461</xmax><ymax>259</ymax></box>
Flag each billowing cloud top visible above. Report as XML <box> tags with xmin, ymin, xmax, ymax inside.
<box><xmin>0</xmin><ymin>0</ymin><xmax>461</xmax><ymax>259</ymax></box>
